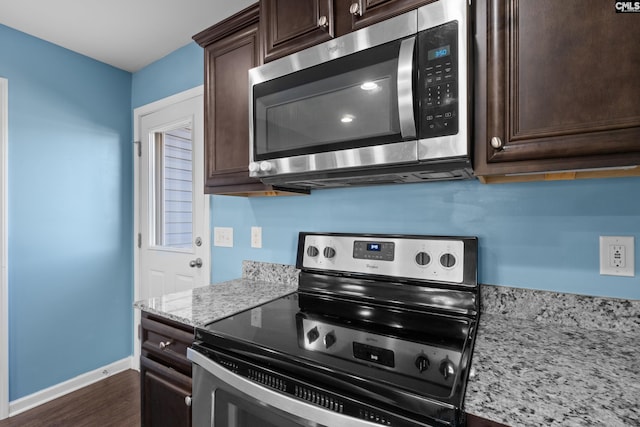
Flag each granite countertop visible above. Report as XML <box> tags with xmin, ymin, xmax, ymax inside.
<box><xmin>134</xmin><ymin>261</ymin><xmax>640</xmax><ymax>426</ymax></box>
<box><xmin>465</xmin><ymin>286</ymin><xmax>640</xmax><ymax>427</ymax></box>
<box><xmin>134</xmin><ymin>261</ymin><xmax>299</xmax><ymax>327</ymax></box>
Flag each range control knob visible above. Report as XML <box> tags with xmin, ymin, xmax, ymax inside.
<box><xmin>248</xmin><ymin>162</ymin><xmax>260</xmax><ymax>173</ymax></box>
<box><xmin>306</xmin><ymin>327</ymin><xmax>320</xmax><ymax>344</ymax></box>
<box><xmin>307</xmin><ymin>246</ymin><xmax>319</xmax><ymax>257</ymax></box>
<box><xmin>259</xmin><ymin>161</ymin><xmax>273</xmax><ymax>172</ymax></box>
<box><xmin>439</xmin><ymin>358</ymin><xmax>456</xmax><ymax>380</ymax></box>
<box><xmin>324</xmin><ymin>331</ymin><xmax>337</xmax><ymax>349</ymax></box>
<box><xmin>415</xmin><ymin>355</ymin><xmax>430</xmax><ymax>373</ymax></box>
<box><xmin>323</xmin><ymin>247</ymin><xmax>336</xmax><ymax>258</ymax></box>
<box><xmin>440</xmin><ymin>253</ymin><xmax>456</xmax><ymax>268</ymax></box>
<box><xmin>415</xmin><ymin>252</ymin><xmax>431</xmax><ymax>266</ymax></box>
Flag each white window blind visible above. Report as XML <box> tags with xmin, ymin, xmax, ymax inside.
<box><xmin>152</xmin><ymin>125</ymin><xmax>193</xmax><ymax>249</ymax></box>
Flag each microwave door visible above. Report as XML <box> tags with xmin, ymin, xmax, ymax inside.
<box><xmin>251</xmin><ymin>37</ymin><xmax>419</xmax><ymax>174</ymax></box>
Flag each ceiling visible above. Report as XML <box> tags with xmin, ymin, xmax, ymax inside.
<box><xmin>0</xmin><ymin>0</ymin><xmax>256</xmax><ymax>72</ymax></box>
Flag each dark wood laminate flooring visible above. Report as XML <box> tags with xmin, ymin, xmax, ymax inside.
<box><xmin>0</xmin><ymin>370</ymin><xmax>140</xmax><ymax>427</ymax></box>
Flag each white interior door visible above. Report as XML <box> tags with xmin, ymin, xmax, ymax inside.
<box><xmin>138</xmin><ymin>94</ymin><xmax>209</xmax><ymax>300</ymax></box>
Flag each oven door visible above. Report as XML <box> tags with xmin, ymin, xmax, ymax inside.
<box><xmin>189</xmin><ymin>348</ymin><xmax>385</xmax><ymax>427</ymax></box>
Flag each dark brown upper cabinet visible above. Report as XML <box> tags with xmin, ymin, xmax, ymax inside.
<box><xmin>474</xmin><ymin>0</ymin><xmax>640</xmax><ymax>182</ymax></box>
<box><xmin>345</xmin><ymin>0</ymin><xmax>437</xmax><ymax>32</ymax></box>
<box><xmin>193</xmin><ymin>5</ymin><xmax>263</xmax><ymax>195</ymax></box>
<box><xmin>261</xmin><ymin>0</ymin><xmax>435</xmax><ymax>62</ymax></box>
<box><xmin>193</xmin><ymin>4</ymin><xmax>306</xmax><ymax>195</ymax></box>
<box><xmin>261</xmin><ymin>0</ymin><xmax>335</xmax><ymax>63</ymax></box>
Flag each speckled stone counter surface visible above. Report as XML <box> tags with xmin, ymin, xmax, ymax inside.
<box><xmin>134</xmin><ymin>261</ymin><xmax>299</xmax><ymax>327</ymax></box>
<box><xmin>466</xmin><ymin>285</ymin><xmax>640</xmax><ymax>426</ymax></box>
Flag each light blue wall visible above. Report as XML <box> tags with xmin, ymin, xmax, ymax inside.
<box><xmin>131</xmin><ymin>35</ymin><xmax>640</xmax><ymax>301</ymax></box>
<box><xmin>1</xmin><ymin>24</ymin><xmax>133</xmax><ymax>400</ymax></box>
<box><xmin>131</xmin><ymin>42</ymin><xmax>203</xmax><ymax>109</ymax></box>
<box><xmin>210</xmin><ymin>179</ymin><xmax>640</xmax><ymax>299</ymax></box>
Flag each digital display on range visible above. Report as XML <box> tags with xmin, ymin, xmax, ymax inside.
<box><xmin>428</xmin><ymin>45</ymin><xmax>451</xmax><ymax>60</ymax></box>
<box><xmin>353</xmin><ymin>241</ymin><xmax>394</xmax><ymax>261</ymax></box>
<box><xmin>367</xmin><ymin>243</ymin><xmax>381</xmax><ymax>251</ymax></box>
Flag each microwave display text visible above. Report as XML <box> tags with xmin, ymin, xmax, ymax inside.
<box><xmin>367</xmin><ymin>243</ymin><xmax>381</xmax><ymax>252</ymax></box>
<box><xmin>428</xmin><ymin>45</ymin><xmax>450</xmax><ymax>60</ymax></box>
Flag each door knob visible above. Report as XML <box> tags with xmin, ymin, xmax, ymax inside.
<box><xmin>189</xmin><ymin>258</ymin><xmax>203</xmax><ymax>268</ymax></box>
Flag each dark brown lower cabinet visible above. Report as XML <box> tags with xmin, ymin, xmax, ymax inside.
<box><xmin>140</xmin><ymin>312</ymin><xmax>194</xmax><ymax>427</ymax></box>
<box><xmin>141</xmin><ymin>356</ymin><xmax>192</xmax><ymax>427</ymax></box>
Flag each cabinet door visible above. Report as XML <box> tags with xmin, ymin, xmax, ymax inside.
<box><xmin>342</xmin><ymin>0</ymin><xmax>434</xmax><ymax>33</ymax></box>
<box><xmin>141</xmin><ymin>356</ymin><xmax>192</xmax><ymax>427</ymax></box>
<box><xmin>202</xmin><ymin>10</ymin><xmax>267</xmax><ymax>194</ymax></box>
<box><xmin>261</xmin><ymin>0</ymin><xmax>334</xmax><ymax>62</ymax></box>
<box><xmin>475</xmin><ymin>0</ymin><xmax>640</xmax><ymax>176</ymax></box>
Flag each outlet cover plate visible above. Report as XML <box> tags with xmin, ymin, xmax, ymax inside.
<box><xmin>251</xmin><ymin>226</ymin><xmax>262</xmax><ymax>248</ymax></box>
<box><xmin>599</xmin><ymin>236</ymin><xmax>634</xmax><ymax>277</ymax></box>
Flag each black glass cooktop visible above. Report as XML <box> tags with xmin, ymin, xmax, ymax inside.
<box><xmin>195</xmin><ymin>291</ymin><xmax>474</xmax><ymax>401</ymax></box>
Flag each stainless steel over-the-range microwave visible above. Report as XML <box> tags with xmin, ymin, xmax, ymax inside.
<box><xmin>249</xmin><ymin>0</ymin><xmax>472</xmax><ymax>190</ymax></box>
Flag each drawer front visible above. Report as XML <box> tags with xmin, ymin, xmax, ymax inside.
<box><xmin>141</xmin><ymin>314</ymin><xmax>194</xmax><ymax>375</ymax></box>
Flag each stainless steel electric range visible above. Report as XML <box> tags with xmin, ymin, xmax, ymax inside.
<box><xmin>188</xmin><ymin>232</ymin><xmax>479</xmax><ymax>427</ymax></box>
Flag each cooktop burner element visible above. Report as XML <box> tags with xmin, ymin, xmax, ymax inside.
<box><xmin>192</xmin><ymin>232</ymin><xmax>479</xmax><ymax>427</ymax></box>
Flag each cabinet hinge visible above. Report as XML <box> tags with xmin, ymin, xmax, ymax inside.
<box><xmin>137</xmin><ymin>233</ymin><xmax>142</xmax><ymax>248</ymax></box>
<box><xmin>138</xmin><ymin>324</ymin><xmax>142</xmax><ymax>340</ymax></box>
<box><xmin>133</xmin><ymin>140</ymin><xmax>141</xmax><ymax>157</ymax></box>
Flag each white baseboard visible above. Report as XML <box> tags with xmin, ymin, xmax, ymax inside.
<box><xmin>8</xmin><ymin>356</ymin><xmax>134</xmax><ymax>417</ymax></box>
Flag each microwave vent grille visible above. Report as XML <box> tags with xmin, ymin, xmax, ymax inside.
<box><xmin>282</xmin><ymin>168</ymin><xmax>473</xmax><ymax>189</ymax></box>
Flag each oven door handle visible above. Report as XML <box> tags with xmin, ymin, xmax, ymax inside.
<box><xmin>397</xmin><ymin>35</ymin><xmax>417</xmax><ymax>139</ymax></box>
<box><xmin>188</xmin><ymin>348</ymin><xmax>384</xmax><ymax>427</ymax></box>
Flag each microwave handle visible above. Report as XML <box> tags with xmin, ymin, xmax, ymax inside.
<box><xmin>397</xmin><ymin>36</ymin><xmax>417</xmax><ymax>139</ymax></box>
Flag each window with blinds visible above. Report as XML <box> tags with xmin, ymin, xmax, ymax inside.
<box><xmin>151</xmin><ymin>125</ymin><xmax>193</xmax><ymax>250</ymax></box>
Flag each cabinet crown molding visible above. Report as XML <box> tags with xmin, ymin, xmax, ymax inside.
<box><xmin>193</xmin><ymin>3</ymin><xmax>260</xmax><ymax>47</ymax></box>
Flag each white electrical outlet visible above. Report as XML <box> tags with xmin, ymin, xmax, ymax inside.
<box><xmin>600</xmin><ymin>236</ymin><xmax>634</xmax><ymax>277</ymax></box>
<box><xmin>213</xmin><ymin>227</ymin><xmax>233</xmax><ymax>247</ymax></box>
<box><xmin>251</xmin><ymin>226</ymin><xmax>262</xmax><ymax>248</ymax></box>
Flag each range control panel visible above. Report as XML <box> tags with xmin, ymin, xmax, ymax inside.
<box><xmin>297</xmin><ymin>315</ymin><xmax>461</xmax><ymax>387</ymax></box>
<box><xmin>300</xmin><ymin>233</ymin><xmax>469</xmax><ymax>284</ymax></box>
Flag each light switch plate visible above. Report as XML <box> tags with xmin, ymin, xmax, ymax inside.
<box><xmin>599</xmin><ymin>236</ymin><xmax>634</xmax><ymax>277</ymax></box>
<box><xmin>213</xmin><ymin>227</ymin><xmax>233</xmax><ymax>247</ymax></box>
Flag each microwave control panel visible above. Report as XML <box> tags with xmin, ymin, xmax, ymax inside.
<box><xmin>418</xmin><ymin>21</ymin><xmax>459</xmax><ymax>139</ymax></box>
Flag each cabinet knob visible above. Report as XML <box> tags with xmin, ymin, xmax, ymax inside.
<box><xmin>350</xmin><ymin>2</ymin><xmax>362</xmax><ymax>16</ymax></box>
<box><xmin>159</xmin><ymin>340</ymin><xmax>173</xmax><ymax>350</ymax></box>
<box><xmin>185</xmin><ymin>396</ymin><xmax>192</xmax><ymax>407</ymax></box>
<box><xmin>317</xmin><ymin>15</ymin><xmax>328</xmax><ymax>28</ymax></box>
<box><xmin>490</xmin><ymin>136</ymin><xmax>504</xmax><ymax>150</ymax></box>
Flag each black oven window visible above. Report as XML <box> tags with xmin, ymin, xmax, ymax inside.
<box><xmin>215</xmin><ymin>389</ymin><xmax>327</xmax><ymax>427</ymax></box>
<box><xmin>253</xmin><ymin>39</ymin><xmax>405</xmax><ymax>161</ymax></box>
